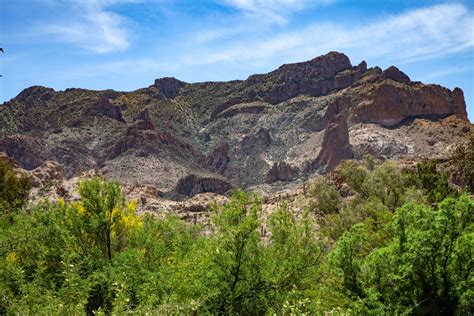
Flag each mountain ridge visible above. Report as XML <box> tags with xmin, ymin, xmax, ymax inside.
<box><xmin>0</xmin><ymin>51</ymin><xmax>471</xmax><ymax>199</ymax></box>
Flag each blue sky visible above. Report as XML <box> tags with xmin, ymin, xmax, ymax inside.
<box><xmin>1</xmin><ymin>0</ymin><xmax>473</xmax><ymax>120</ymax></box>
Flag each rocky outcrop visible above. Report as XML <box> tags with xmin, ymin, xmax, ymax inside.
<box><xmin>249</xmin><ymin>51</ymin><xmax>362</xmax><ymax>104</ymax></box>
<box><xmin>210</xmin><ymin>97</ymin><xmax>245</xmax><ymax>120</ymax></box>
<box><xmin>383</xmin><ymin>66</ymin><xmax>410</xmax><ymax>84</ymax></box>
<box><xmin>135</xmin><ymin>108</ymin><xmax>151</xmax><ymax>121</ymax></box>
<box><xmin>14</xmin><ymin>86</ymin><xmax>55</xmax><ymax>106</ymax></box>
<box><xmin>30</xmin><ymin>161</ymin><xmax>64</xmax><ymax>187</ymax></box>
<box><xmin>303</xmin><ymin>98</ymin><xmax>342</xmax><ymax>132</ymax></box>
<box><xmin>309</xmin><ymin>115</ymin><xmax>352</xmax><ymax>173</ymax></box>
<box><xmin>153</xmin><ymin>77</ymin><xmax>186</xmax><ymax>99</ymax></box>
<box><xmin>266</xmin><ymin>161</ymin><xmax>298</xmax><ymax>183</ymax></box>
<box><xmin>177</xmin><ymin>192</ymin><xmax>229</xmax><ymax>214</ymax></box>
<box><xmin>174</xmin><ymin>174</ymin><xmax>234</xmax><ymax>197</ymax></box>
<box><xmin>206</xmin><ymin>142</ymin><xmax>230</xmax><ymax>174</ymax></box>
<box><xmin>0</xmin><ymin>135</ymin><xmax>47</xmax><ymax>170</ymax></box>
<box><xmin>86</xmin><ymin>97</ymin><xmax>126</xmax><ymax>123</ymax></box>
<box><xmin>237</xmin><ymin>128</ymin><xmax>272</xmax><ymax>157</ymax></box>
<box><xmin>216</xmin><ymin>102</ymin><xmax>269</xmax><ymax>119</ymax></box>
<box><xmin>207</xmin><ymin>52</ymin><xmax>367</xmax><ymax>116</ymax></box>
<box><xmin>131</xmin><ymin>108</ymin><xmax>155</xmax><ymax>130</ymax></box>
<box><xmin>128</xmin><ymin>120</ymin><xmax>155</xmax><ymax>131</ymax></box>
<box><xmin>352</xmin><ymin>81</ymin><xmax>468</xmax><ymax>126</ymax></box>
<box><xmin>108</xmin><ymin>126</ymin><xmax>204</xmax><ymax>165</ymax></box>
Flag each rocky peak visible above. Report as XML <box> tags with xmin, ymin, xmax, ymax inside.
<box><xmin>242</xmin><ymin>52</ymin><xmax>365</xmax><ymax>105</ymax></box>
<box><xmin>271</xmin><ymin>51</ymin><xmax>352</xmax><ymax>81</ymax></box>
<box><xmin>13</xmin><ymin>86</ymin><xmax>55</xmax><ymax>106</ymax></box>
<box><xmin>153</xmin><ymin>77</ymin><xmax>186</xmax><ymax>99</ymax></box>
<box><xmin>383</xmin><ymin>66</ymin><xmax>411</xmax><ymax>84</ymax></box>
<box><xmin>452</xmin><ymin>88</ymin><xmax>469</xmax><ymax>120</ymax></box>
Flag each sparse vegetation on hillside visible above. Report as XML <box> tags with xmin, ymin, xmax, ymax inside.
<box><xmin>0</xmin><ymin>158</ymin><xmax>472</xmax><ymax>314</ymax></box>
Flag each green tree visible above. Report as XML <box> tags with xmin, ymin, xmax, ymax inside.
<box><xmin>205</xmin><ymin>190</ymin><xmax>263</xmax><ymax>314</ymax></box>
<box><xmin>335</xmin><ymin>160</ymin><xmax>369</xmax><ymax>197</ymax></box>
<box><xmin>405</xmin><ymin>159</ymin><xmax>458</xmax><ymax>204</ymax></box>
<box><xmin>0</xmin><ymin>159</ymin><xmax>31</xmax><ymax>218</ymax></box>
<box><xmin>452</xmin><ymin>134</ymin><xmax>474</xmax><ymax>193</ymax></box>
<box><xmin>309</xmin><ymin>176</ymin><xmax>341</xmax><ymax>214</ymax></box>
<box><xmin>329</xmin><ymin>223</ymin><xmax>366</xmax><ymax>298</ymax></box>
<box><xmin>364</xmin><ymin>161</ymin><xmax>406</xmax><ymax>212</ymax></box>
<box><xmin>72</xmin><ymin>177</ymin><xmax>141</xmax><ymax>261</ymax></box>
<box><xmin>264</xmin><ymin>204</ymin><xmax>323</xmax><ymax>312</ymax></box>
<box><xmin>359</xmin><ymin>194</ymin><xmax>473</xmax><ymax>314</ymax></box>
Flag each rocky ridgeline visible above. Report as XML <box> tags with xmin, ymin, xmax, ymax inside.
<box><xmin>0</xmin><ymin>52</ymin><xmax>471</xmax><ymax>202</ymax></box>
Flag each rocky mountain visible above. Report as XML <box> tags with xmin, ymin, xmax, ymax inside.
<box><xmin>0</xmin><ymin>51</ymin><xmax>471</xmax><ymax>200</ymax></box>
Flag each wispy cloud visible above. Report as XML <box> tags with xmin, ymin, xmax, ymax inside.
<box><xmin>186</xmin><ymin>3</ymin><xmax>474</xmax><ymax>67</ymax></box>
<box><xmin>220</xmin><ymin>0</ymin><xmax>334</xmax><ymax>24</ymax></box>
<box><xmin>44</xmin><ymin>0</ymin><xmax>131</xmax><ymax>53</ymax></box>
<box><xmin>422</xmin><ymin>65</ymin><xmax>474</xmax><ymax>81</ymax></box>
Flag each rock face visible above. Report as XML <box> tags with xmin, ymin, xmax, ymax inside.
<box><xmin>30</xmin><ymin>161</ymin><xmax>64</xmax><ymax>187</ymax></box>
<box><xmin>266</xmin><ymin>162</ymin><xmax>298</xmax><ymax>183</ymax></box>
<box><xmin>0</xmin><ymin>135</ymin><xmax>47</xmax><ymax>170</ymax></box>
<box><xmin>383</xmin><ymin>66</ymin><xmax>410</xmax><ymax>84</ymax></box>
<box><xmin>351</xmin><ymin>81</ymin><xmax>468</xmax><ymax>127</ymax></box>
<box><xmin>206</xmin><ymin>142</ymin><xmax>230</xmax><ymax>174</ymax></box>
<box><xmin>15</xmin><ymin>86</ymin><xmax>55</xmax><ymax>107</ymax></box>
<box><xmin>86</xmin><ymin>97</ymin><xmax>126</xmax><ymax>123</ymax></box>
<box><xmin>153</xmin><ymin>77</ymin><xmax>186</xmax><ymax>99</ymax></box>
<box><xmin>174</xmin><ymin>174</ymin><xmax>234</xmax><ymax>197</ymax></box>
<box><xmin>309</xmin><ymin>115</ymin><xmax>353</xmax><ymax>173</ymax></box>
<box><xmin>0</xmin><ymin>51</ymin><xmax>471</xmax><ymax>197</ymax></box>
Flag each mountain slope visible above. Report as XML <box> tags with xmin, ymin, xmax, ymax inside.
<box><xmin>0</xmin><ymin>52</ymin><xmax>470</xmax><ymax>198</ymax></box>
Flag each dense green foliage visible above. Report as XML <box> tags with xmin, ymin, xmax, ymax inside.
<box><xmin>452</xmin><ymin>133</ymin><xmax>474</xmax><ymax>193</ymax></box>
<box><xmin>0</xmin><ymin>159</ymin><xmax>472</xmax><ymax>314</ymax></box>
<box><xmin>0</xmin><ymin>159</ymin><xmax>31</xmax><ymax>218</ymax></box>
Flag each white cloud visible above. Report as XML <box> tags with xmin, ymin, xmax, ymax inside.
<box><xmin>186</xmin><ymin>3</ymin><xmax>474</xmax><ymax>68</ymax></box>
<box><xmin>44</xmin><ymin>0</ymin><xmax>131</xmax><ymax>53</ymax></box>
